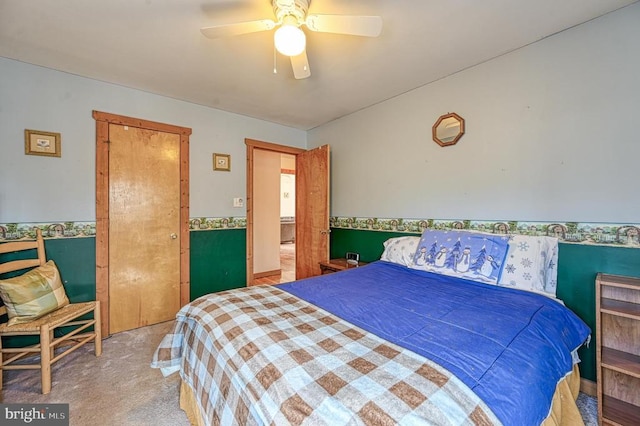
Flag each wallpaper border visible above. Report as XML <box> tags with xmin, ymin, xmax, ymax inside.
<box><xmin>0</xmin><ymin>218</ymin><xmax>247</xmax><ymax>241</ymax></box>
<box><xmin>330</xmin><ymin>217</ymin><xmax>640</xmax><ymax>248</ymax></box>
<box><xmin>2</xmin><ymin>217</ymin><xmax>639</xmax><ymax>248</ymax></box>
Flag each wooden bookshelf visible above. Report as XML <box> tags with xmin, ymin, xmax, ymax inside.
<box><xmin>596</xmin><ymin>273</ymin><xmax>640</xmax><ymax>426</ymax></box>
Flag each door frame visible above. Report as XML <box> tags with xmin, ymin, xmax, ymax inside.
<box><xmin>93</xmin><ymin>110</ymin><xmax>191</xmax><ymax>337</ymax></box>
<box><xmin>245</xmin><ymin>138</ymin><xmax>305</xmax><ymax>285</ymax></box>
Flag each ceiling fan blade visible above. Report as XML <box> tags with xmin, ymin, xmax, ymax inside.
<box><xmin>200</xmin><ymin>19</ymin><xmax>277</xmax><ymax>39</ymax></box>
<box><xmin>290</xmin><ymin>50</ymin><xmax>311</xmax><ymax>80</ymax></box>
<box><xmin>305</xmin><ymin>14</ymin><xmax>382</xmax><ymax>37</ymax></box>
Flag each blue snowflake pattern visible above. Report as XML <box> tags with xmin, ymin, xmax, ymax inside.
<box><xmin>504</xmin><ymin>264</ymin><xmax>516</xmax><ymax>274</ymax></box>
<box><xmin>517</xmin><ymin>241</ymin><xmax>529</xmax><ymax>251</ymax></box>
<box><xmin>548</xmin><ymin>259</ymin><xmax>556</xmax><ymax>270</ymax></box>
<box><xmin>523</xmin><ymin>272</ymin><xmax>532</xmax><ymax>281</ymax></box>
<box><xmin>520</xmin><ymin>258</ymin><xmax>533</xmax><ymax>268</ymax></box>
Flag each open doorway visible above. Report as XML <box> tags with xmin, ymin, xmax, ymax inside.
<box><xmin>246</xmin><ymin>139</ymin><xmax>330</xmax><ymax>285</ymax></box>
<box><xmin>246</xmin><ymin>140</ymin><xmax>304</xmax><ymax>286</ymax></box>
<box><xmin>278</xmin><ymin>157</ymin><xmax>296</xmax><ymax>283</ymax></box>
<box><xmin>253</xmin><ymin>153</ymin><xmax>296</xmax><ymax>285</ymax></box>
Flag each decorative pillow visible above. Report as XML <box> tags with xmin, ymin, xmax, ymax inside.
<box><xmin>410</xmin><ymin>229</ymin><xmax>510</xmax><ymax>284</ymax></box>
<box><xmin>380</xmin><ymin>236</ymin><xmax>421</xmax><ymax>267</ymax></box>
<box><xmin>498</xmin><ymin>235</ymin><xmax>559</xmax><ymax>297</ymax></box>
<box><xmin>0</xmin><ymin>260</ymin><xmax>70</xmax><ymax>325</ymax></box>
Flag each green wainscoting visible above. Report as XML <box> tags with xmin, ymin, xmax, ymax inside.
<box><xmin>1</xmin><ymin>230</ymin><xmax>247</xmax><ymax>346</ymax></box>
<box><xmin>190</xmin><ymin>229</ymin><xmax>247</xmax><ymax>299</ymax></box>
<box><xmin>1</xmin><ymin>230</ymin><xmax>247</xmax><ymax>303</ymax></box>
<box><xmin>4</xmin><ymin>225</ymin><xmax>638</xmax><ymax>381</ymax></box>
<box><xmin>330</xmin><ymin>227</ymin><xmax>640</xmax><ymax>382</ymax></box>
<box><xmin>555</xmin><ymin>243</ymin><xmax>640</xmax><ymax>381</ymax></box>
<box><xmin>0</xmin><ymin>237</ymin><xmax>97</xmax><ymax>347</ymax></box>
<box><xmin>331</xmin><ymin>229</ymin><xmax>416</xmax><ymax>262</ymax></box>
<box><xmin>45</xmin><ymin>237</ymin><xmax>98</xmax><ymax>303</ymax></box>
<box><xmin>0</xmin><ymin>237</ymin><xmax>97</xmax><ymax>302</ymax></box>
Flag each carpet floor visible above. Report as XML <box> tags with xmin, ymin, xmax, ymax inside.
<box><xmin>1</xmin><ymin>321</ymin><xmax>598</xmax><ymax>425</ymax></box>
<box><xmin>1</xmin><ymin>321</ymin><xmax>189</xmax><ymax>425</ymax></box>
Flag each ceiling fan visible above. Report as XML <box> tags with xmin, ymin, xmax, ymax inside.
<box><xmin>200</xmin><ymin>0</ymin><xmax>383</xmax><ymax>80</ymax></box>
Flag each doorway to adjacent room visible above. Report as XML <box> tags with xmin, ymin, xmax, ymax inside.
<box><xmin>246</xmin><ymin>139</ymin><xmax>330</xmax><ymax>286</ymax></box>
<box><xmin>252</xmin><ymin>151</ymin><xmax>297</xmax><ymax>285</ymax></box>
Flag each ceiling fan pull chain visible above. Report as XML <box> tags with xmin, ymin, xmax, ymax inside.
<box><xmin>273</xmin><ymin>44</ymin><xmax>278</xmax><ymax>74</ymax></box>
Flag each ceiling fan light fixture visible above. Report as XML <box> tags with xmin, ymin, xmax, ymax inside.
<box><xmin>200</xmin><ymin>0</ymin><xmax>382</xmax><ymax>79</ymax></box>
<box><xmin>274</xmin><ymin>20</ymin><xmax>306</xmax><ymax>57</ymax></box>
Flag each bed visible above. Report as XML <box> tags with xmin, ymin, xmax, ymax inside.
<box><xmin>152</xmin><ymin>230</ymin><xmax>590</xmax><ymax>426</ymax></box>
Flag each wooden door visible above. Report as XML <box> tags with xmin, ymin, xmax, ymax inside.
<box><xmin>94</xmin><ymin>111</ymin><xmax>191</xmax><ymax>337</ymax></box>
<box><xmin>295</xmin><ymin>145</ymin><xmax>330</xmax><ymax>279</ymax></box>
<box><xmin>247</xmin><ymin>139</ymin><xmax>335</xmax><ymax>285</ymax></box>
<box><xmin>108</xmin><ymin>124</ymin><xmax>180</xmax><ymax>333</ymax></box>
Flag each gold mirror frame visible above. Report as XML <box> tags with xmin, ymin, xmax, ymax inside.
<box><xmin>432</xmin><ymin>113</ymin><xmax>465</xmax><ymax>147</ymax></box>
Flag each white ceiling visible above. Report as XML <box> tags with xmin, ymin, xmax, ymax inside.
<box><xmin>1</xmin><ymin>0</ymin><xmax>636</xmax><ymax>130</ymax></box>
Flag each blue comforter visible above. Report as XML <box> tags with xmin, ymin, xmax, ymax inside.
<box><xmin>280</xmin><ymin>261</ymin><xmax>590</xmax><ymax>425</ymax></box>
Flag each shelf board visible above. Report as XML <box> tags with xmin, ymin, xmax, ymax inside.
<box><xmin>602</xmin><ymin>395</ymin><xmax>640</xmax><ymax>426</ymax></box>
<box><xmin>601</xmin><ymin>298</ymin><xmax>640</xmax><ymax>320</ymax></box>
<box><xmin>602</xmin><ymin>347</ymin><xmax>640</xmax><ymax>378</ymax></box>
<box><xmin>599</xmin><ymin>274</ymin><xmax>640</xmax><ymax>290</ymax></box>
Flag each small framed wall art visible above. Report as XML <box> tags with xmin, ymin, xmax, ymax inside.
<box><xmin>25</xmin><ymin>129</ymin><xmax>61</xmax><ymax>157</ymax></box>
<box><xmin>213</xmin><ymin>153</ymin><xmax>231</xmax><ymax>171</ymax></box>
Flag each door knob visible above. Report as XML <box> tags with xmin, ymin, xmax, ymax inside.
<box><xmin>320</xmin><ymin>229</ymin><xmax>332</xmax><ymax>235</ymax></box>
<box><xmin>170</xmin><ymin>233</ymin><xmax>178</xmax><ymax>239</ymax></box>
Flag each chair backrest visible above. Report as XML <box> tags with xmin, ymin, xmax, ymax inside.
<box><xmin>0</xmin><ymin>228</ymin><xmax>47</xmax><ymax>316</ymax></box>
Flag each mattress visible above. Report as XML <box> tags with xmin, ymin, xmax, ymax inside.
<box><xmin>280</xmin><ymin>261</ymin><xmax>590</xmax><ymax>424</ymax></box>
<box><xmin>152</xmin><ymin>261</ymin><xmax>590</xmax><ymax>425</ymax></box>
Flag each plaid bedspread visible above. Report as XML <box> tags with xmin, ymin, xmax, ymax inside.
<box><xmin>151</xmin><ymin>285</ymin><xmax>500</xmax><ymax>426</ymax></box>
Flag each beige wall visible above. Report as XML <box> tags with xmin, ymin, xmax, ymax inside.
<box><xmin>280</xmin><ymin>154</ymin><xmax>296</xmax><ymax>218</ymax></box>
<box><xmin>308</xmin><ymin>4</ymin><xmax>640</xmax><ymax>223</ymax></box>
<box><xmin>0</xmin><ymin>57</ymin><xmax>307</xmax><ymax>223</ymax></box>
<box><xmin>253</xmin><ymin>150</ymin><xmax>281</xmax><ymax>274</ymax></box>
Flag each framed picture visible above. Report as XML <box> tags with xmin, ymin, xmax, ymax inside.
<box><xmin>25</xmin><ymin>129</ymin><xmax>61</xmax><ymax>157</ymax></box>
<box><xmin>213</xmin><ymin>153</ymin><xmax>231</xmax><ymax>171</ymax></box>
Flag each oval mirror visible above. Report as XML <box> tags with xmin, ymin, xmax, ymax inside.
<box><xmin>432</xmin><ymin>113</ymin><xmax>465</xmax><ymax>147</ymax></box>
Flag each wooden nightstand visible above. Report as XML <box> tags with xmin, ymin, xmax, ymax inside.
<box><xmin>319</xmin><ymin>258</ymin><xmax>367</xmax><ymax>274</ymax></box>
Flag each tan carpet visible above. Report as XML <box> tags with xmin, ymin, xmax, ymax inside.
<box><xmin>0</xmin><ymin>321</ymin><xmax>189</xmax><ymax>426</ymax></box>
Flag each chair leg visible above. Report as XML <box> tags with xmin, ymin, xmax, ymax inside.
<box><xmin>40</xmin><ymin>324</ymin><xmax>52</xmax><ymax>394</ymax></box>
<box><xmin>0</xmin><ymin>336</ymin><xmax>4</xmax><ymax>391</ymax></box>
<box><xmin>49</xmin><ymin>328</ymin><xmax>55</xmax><ymax>361</ymax></box>
<box><xmin>94</xmin><ymin>301</ymin><xmax>102</xmax><ymax>356</ymax></box>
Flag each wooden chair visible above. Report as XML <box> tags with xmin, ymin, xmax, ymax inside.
<box><xmin>0</xmin><ymin>229</ymin><xmax>101</xmax><ymax>394</ymax></box>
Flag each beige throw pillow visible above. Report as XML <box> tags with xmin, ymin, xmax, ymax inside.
<box><xmin>0</xmin><ymin>260</ymin><xmax>70</xmax><ymax>325</ymax></box>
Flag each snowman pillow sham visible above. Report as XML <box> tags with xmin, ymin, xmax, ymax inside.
<box><xmin>409</xmin><ymin>229</ymin><xmax>510</xmax><ymax>284</ymax></box>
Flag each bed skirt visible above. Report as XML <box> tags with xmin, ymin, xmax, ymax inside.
<box><xmin>542</xmin><ymin>364</ymin><xmax>584</xmax><ymax>426</ymax></box>
<box><xmin>178</xmin><ymin>363</ymin><xmax>584</xmax><ymax>426</ymax></box>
